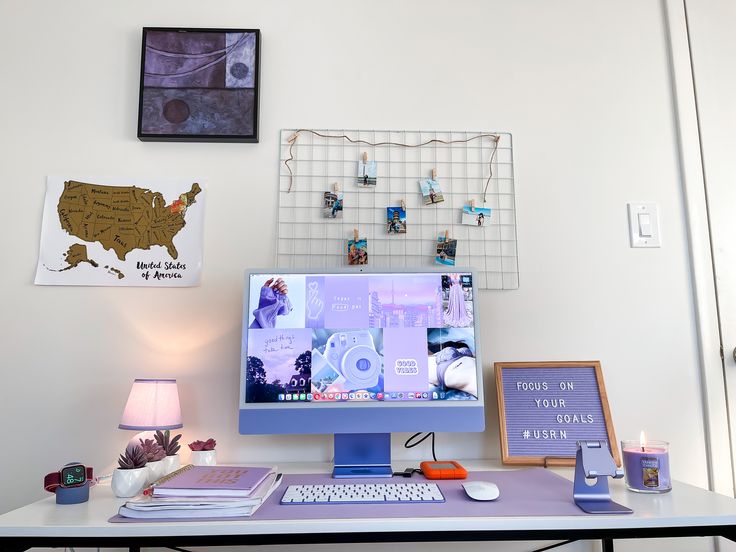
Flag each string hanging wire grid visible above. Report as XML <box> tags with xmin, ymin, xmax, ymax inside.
<box><xmin>276</xmin><ymin>129</ymin><xmax>518</xmax><ymax>290</ymax></box>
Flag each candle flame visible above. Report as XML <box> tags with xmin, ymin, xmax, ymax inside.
<box><xmin>640</xmin><ymin>430</ymin><xmax>647</xmax><ymax>450</ymax></box>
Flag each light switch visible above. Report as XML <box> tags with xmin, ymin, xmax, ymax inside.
<box><xmin>628</xmin><ymin>203</ymin><xmax>660</xmax><ymax>248</ymax></box>
<box><xmin>637</xmin><ymin>213</ymin><xmax>653</xmax><ymax>237</ymax></box>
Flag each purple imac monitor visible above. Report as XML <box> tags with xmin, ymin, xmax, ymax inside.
<box><xmin>239</xmin><ymin>268</ymin><xmax>485</xmax><ymax>477</ymax></box>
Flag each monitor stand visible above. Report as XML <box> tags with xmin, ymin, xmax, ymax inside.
<box><xmin>333</xmin><ymin>433</ymin><xmax>393</xmax><ymax>478</ymax></box>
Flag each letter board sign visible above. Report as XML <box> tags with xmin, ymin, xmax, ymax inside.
<box><xmin>495</xmin><ymin>361</ymin><xmax>620</xmax><ymax>466</ymax></box>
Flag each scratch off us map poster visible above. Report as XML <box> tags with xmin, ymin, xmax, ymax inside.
<box><xmin>35</xmin><ymin>176</ymin><xmax>205</xmax><ymax>287</ymax></box>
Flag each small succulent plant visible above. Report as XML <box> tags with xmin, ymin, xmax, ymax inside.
<box><xmin>139</xmin><ymin>438</ymin><xmax>166</xmax><ymax>462</ymax></box>
<box><xmin>154</xmin><ymin>429</ymin><xmax>182</xmax><ymax>456</ymax></box>
<box><xmin>188</xmin><ymin>438</ymin><xmax>216</xmax><ymax>451</ymax></box>
<box><xmin>117</xmin><ymin>444</ymin><xmax>148</xmax><ymax>470</ymax></box>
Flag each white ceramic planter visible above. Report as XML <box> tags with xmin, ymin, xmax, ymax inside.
<box><xmin>146</xmin><ymin>460</ymin><xmax>166</xmax><ymax>484</ymax></box>
<box><xmin>162</xmin><ymin>454</ymin><xmax>180</xmax><ymax>474</ymax></box>
<box><xmin>190</xmin><ymin>449</ymin><xmax>217</xmax><ymax>466</ymax></box>
<box><xmin>111</xmin><ymin>468</ymin><xmax>148</xmax><ymax>498</ymax></box>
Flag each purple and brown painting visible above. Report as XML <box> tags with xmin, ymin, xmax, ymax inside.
<box><xmin>139</xmin><ymin>29</ymin><xmax>259</xmax><ymax>141</ymax></box>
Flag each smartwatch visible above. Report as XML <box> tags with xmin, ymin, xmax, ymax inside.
<box><xmin>44</xmin><ymin>463</ymin><xmax>94</xmax><ymax>504</ymax></box>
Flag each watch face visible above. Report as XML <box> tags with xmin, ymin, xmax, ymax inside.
<box><xmin>60</xmin><ymin>464</ymin><xmax>86</xmax><ymax>487</ymax></box>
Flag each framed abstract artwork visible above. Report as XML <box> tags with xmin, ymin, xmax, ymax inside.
<box><xmin>137</xmin><ymin>27</ymin><xmax>260</xmax><ymax>142</ymax></box>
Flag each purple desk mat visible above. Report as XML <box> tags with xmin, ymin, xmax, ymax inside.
<box><xmin>110</xmin><ymin>468</ymin><xmax>588</xmax><ymax>523</ymax></box>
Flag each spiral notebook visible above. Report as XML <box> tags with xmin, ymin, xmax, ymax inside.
<box><xmin>152</xmin><ymin>465</ymin><xmax>275</xmax><ymax>498</ymax></box>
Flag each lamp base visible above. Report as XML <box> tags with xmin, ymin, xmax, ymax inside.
<box><xmin>128</xmin><ymin>430</ymin><xmax>157</xmax><ymax>448</ymax></box>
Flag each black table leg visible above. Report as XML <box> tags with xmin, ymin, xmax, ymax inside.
<box><xmin>602</xmin><ymin>538</ymin><xmax>614</xmax><ymax>552</ymax></box>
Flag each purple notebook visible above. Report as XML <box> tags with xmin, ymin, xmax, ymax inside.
<box><xmin>154</xmin><ymin>466</ymin><xmax>274</xmax><ymax>497</ymax></box>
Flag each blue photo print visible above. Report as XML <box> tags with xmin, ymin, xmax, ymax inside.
<box><xmin>358</xmin><ymin>161</ymin><xmax>377</xmax><ymax>187</ymax></box>
<box><xmin>387</xmin><ymin>206</ymin><xmax>407</xmax><ymax>234</ymax></box>
<box><xmin>462</xmin><ymin>206</ymin><xmax>491</xmax><ymax>227</ymax></box>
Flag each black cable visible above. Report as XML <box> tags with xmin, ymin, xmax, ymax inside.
<box><xmin>392</xmin><ymin>432</ymin><xmax>438</xmax><ymax>477</ymax></box>
<box><xmin>392</xmin><ymin>467</ymin><xmax>423</xmax><ymax>477</ymax></box>
<box><xmin>404</xmin><ymin>431</ymin><xmax>437</xmax><ymax>461</ymax></box>
<box><xmin>528</xmin><ymin>540</ymin><xmax>576</xmax><ymax>552</ymax></box>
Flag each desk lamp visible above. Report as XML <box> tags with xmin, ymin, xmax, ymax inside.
<box><xmin>118</xmin><ymin>379</ymin><xmax>182</xmax><ymax>446</ymax></box>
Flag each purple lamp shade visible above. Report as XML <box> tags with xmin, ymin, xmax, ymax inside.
<box><xmin>118</xmin><ymin>379</ymin><xmax>183</xmax><ymax>430</ymax></box>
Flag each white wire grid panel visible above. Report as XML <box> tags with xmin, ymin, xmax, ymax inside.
<box><xmin>276</xmin><ymin>129</ymin><xmax>518</xmax><ymax>290</ymax></box>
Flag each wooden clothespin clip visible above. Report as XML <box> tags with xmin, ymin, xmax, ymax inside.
<box><xmin>444</xmin><ymin>229</ymin><xmax>449</xmax><ymax>242</ymax></box>
<box><xmin>287</xmin><ymin>132</ymin><xmax>299</xmax><ymax>143</ymax></box>
<box><xmin>432</xmin><ymin>168</ymin><xmax>437</xmax><ymax>180</ymax></box>
<box><xmin>400</xmin><ymin>199</ymin><xmax>406</xmax><ymax>211</ymax></box>
<box><xmin>470</xmin><ymin>199</ymin><xmax>475</xmax><ymax>212</ymax></box>
<box><xmin>333</xmin><ymin>182</ymin><xmax>340</xmax><ymax>192</ymax></box>
<box><xmin>354</xmin><ymin>228</ymin><xmax>359</xmax><ymax>242</ymax></box>
<box><xmin>362</xmin><ymin>152</ymin><xmax>368</xmax><ymax>163</ymax></box>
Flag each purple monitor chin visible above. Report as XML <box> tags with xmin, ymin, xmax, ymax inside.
<box><xmin>238</xmin><ymin>268</ymin><xmax>485</xmax><ymax>477</ymax></box>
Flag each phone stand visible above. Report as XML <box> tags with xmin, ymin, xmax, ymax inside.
<box><xmin>573</xmin><ymin>440</ymin><xmax>632</xmax><ymax>514</ymax></box>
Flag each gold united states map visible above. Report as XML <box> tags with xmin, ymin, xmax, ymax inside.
<box><xmin>35</xmin><ymin>177</ymin><xmax>204</xmax><ymax>286</ymax></box>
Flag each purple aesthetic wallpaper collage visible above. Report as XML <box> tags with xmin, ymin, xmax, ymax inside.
<box><xmin>243</xmin><ymin>273</ymin><xmax>479</xmax><ymax>405</ymax></box>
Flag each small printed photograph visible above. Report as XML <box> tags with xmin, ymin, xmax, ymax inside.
<box><xmin>347</xmin><ymin>238</ymin><xmax>368</xmax><ymax>265</ymax></box>
<box><xmin>357</xmin><ymin>161</ymin><xmax>377</xmax><ymax>187</ymax></box>
<box><xmin>461</xmin><ymin>206</ymin><xmax>491</xmax><ymax>227</ymax></box>
<box><xmin>435</xmin><ymin>236</ymin><xmax>457</xmax><ymax>266</ymax></box>
<box><xmin>386</xmin><ymin>206</ymin><xmax>407</xmax><ymax>234</ymax></box>
<box><xmin>323</xmin><ymin>191</ymin><xmax>343</xmax><ymax>219</ymax></box>
<box><xmin>419</xmin><ymin>178</ymin><xmax>444</xmax><ymax>205</ymax></box>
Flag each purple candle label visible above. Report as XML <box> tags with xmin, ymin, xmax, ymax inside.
<box><xmin>641</xmin><ymin>457</ymin><xmax>660</xmax><ymax>487</ymax></box>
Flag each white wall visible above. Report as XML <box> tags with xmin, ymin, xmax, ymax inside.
<box><xmin>0</xmin><ymin>0</ymin><xmax>722</xmax><ymax>550</ymax></box>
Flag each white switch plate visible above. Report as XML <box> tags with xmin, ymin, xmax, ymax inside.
<box><xmin>628</xmin><ymin>203</ymin><xmax>660</xmax><ymax>247</ymax></box>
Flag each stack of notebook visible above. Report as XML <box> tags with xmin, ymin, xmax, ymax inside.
<box><xmin>117</xmin><ymin>465</ymin><xmax>282</xmax><ymax>519</ymax></box>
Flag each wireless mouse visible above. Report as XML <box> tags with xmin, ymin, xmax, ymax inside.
<box><xmin>462</xmin><ymin>481</ymin><xmax>500</xmax><ymax>501</ymax></box>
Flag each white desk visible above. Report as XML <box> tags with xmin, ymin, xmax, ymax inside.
<box><xmin>1</xmin><ymin>462</ymin><xmax>735</xmax><ymax>552</ymax></box>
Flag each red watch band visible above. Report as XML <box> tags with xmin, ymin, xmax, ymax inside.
<box><xmin>44</xmin><ymin>466</ymin><xmax>94</xmax><ymax>492</ymax></box>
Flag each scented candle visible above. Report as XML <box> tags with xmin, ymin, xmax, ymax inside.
<box><xmin>621</xmin><ymin>438</ymin><xmax>671</xmax><ymax>493</ymax></box>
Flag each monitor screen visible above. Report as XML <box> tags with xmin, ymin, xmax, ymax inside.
<box><xmin>239</xmin><ymin>268</ymin><xmax>485</xmax><ymax>435</ymax></box>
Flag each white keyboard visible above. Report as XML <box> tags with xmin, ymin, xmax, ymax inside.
<box><xmin>280</xmin><ymin>482</ymin><xmax>445</xmax><ymax>504</ymax></box>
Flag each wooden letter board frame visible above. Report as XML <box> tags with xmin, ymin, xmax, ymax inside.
<box><xmin>495</xmin><ymin>361</ymin><xmax>620</xmax><ymax>467</ymax></box>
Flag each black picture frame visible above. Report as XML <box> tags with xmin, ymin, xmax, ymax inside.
<box><xmin>137</xmin><ymin>27</ymin><xmax>260</xmax><ymax>143</ymax></box>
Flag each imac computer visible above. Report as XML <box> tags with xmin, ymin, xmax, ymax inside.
<box><xmin>238</xmin><ymin>268</ymin><xmax>485</xmax><ymax>477</ymax></box>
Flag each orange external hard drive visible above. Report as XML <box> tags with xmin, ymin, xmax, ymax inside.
<box><xmin>420</xmin><ymin>460</ymin><xmax>468</xmax><ymax>479</ymax></box>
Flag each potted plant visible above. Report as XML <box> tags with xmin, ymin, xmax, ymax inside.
<box><xmin>154</xmin><ymin>429</ymin><xmax>182</xmax><ymax>475</ymax></box>
<box><xmin>111</xmin><ymin>445</ymin><xmax>148</xmax><ymax>498</ymax></box>
<box><xmin>139</xmin><ymin>438</ymin><xmax>166</xmax><ymax>484</ymax></box>
<box><xmin>188</xmin><ymin>438</ymin><xmax>217</xmax><ymax>466</ymax></box>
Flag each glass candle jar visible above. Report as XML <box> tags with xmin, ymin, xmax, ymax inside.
<box><xmin>621</xmin><ymin>439</ymin><xmax>672</xmax><ymax>493</ymax></box>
